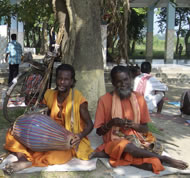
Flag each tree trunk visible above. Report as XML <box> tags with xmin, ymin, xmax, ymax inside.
<box><xmin>32</xmin><ymin>28</ymin><xmax>37</xmax><ymax>47</ymax></box>
<box><xmin>176</xmin><ymin>31</ymin><xmax>180</xmax><ymax>54</ymax></box>
<box><xmin>185</xmin><ymin>30</ymin><xmax>190</xmax><ymax>57</ymax></box>
<box><xmin>55</xmin><ymin>0</ymin><xmax>106</xmax><ymax>116</ymax></box>
<box><xmin>25</xmin><ymin>30</ymin><xmax>30</xmax><ymax>47</ymax></box>
<box><xmin>123</xmin><ymin>0</ymin><xmax>130</xmax><ymax>63</ymax></box>
<box><xmin>175</xmin><ymin>13</ymin><xmax>182</xmax><ymax>54</ymax></box>
<box><xmin>36</xmin><ymin>27</ymin><xmax>41</xmax><ymax>49</ymax></box>
<box><xmin>53</xmin><ymin>0</ymin><xmax>70</xmax><ymax>63</ymax></box>
<box><xmin>131</xmin><ymin>40</ymin><xmax>136</xmax><ymax>54</ymax></box>
<box><xmin>40</xmin><ymin>22</ymin><xmax>48</xmax><ymax>54</ymax></box>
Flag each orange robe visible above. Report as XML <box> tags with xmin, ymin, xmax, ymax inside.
<box><xmin>5</xmin><ymin>89</ymin><xmax>93</xmax><ymax>167</ymax></box>
<box><xmin>94</xmin><ymin>92</ymin><xmax>164</xmax><ymax>174</ymax></box>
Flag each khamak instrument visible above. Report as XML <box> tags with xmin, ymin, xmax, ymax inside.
<box><xmin>12</xmin><ymin>114</ymin><xmax>74</xmax><ymax>152</ymax></box>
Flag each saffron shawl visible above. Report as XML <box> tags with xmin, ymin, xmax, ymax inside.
<box><xmin>111</xmin><ymin>92</ymin><xmax>155</xmax><ymax>145</ymax></box>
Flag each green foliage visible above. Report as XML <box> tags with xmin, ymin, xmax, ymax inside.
<box><xmin>16</xmin><ymin>0</ymin><xmax>54</xmax><ymax>25</ymax></box>
<box><xmin>0</xmin><ymin>0</ymin><xmax>10</xmax><ymax>17</ymax></box>
<box><xmin>16</xmin><ymin>0</ymin><xmax>55</xmax><ymax>34</ymax></box>
<box><xmin>0</xmin><ymin>0</ymin><xmax>55</xmax><ymax>49</ymax></box>
<box><xmin>16</xmin><ymin>0</ymin><xmax>55</xmax><ymax>49</ymax></box>
<box><xmin>105</xmin><ymin>1</ymin><xmax>148</xmax><ymax>61</ymax></box>
<box><xmin>148</xmin><ymin>122</ymin><xmax>163</xmax><ymax>135</ymax></box>
<box><xmin>133</xmin><ymin>8</ymin><xmax>147</xmax><ymax>15</ymax></box>
<box><xmin>130</xmin><ymin>36</ymin><xmax>186</xmax><ymax>59</ymax></box>
<box><xmin>128</xmin><ymin>8</ymin><xmax>147</xmax><ymax>46</ymax></box>
<box><xmin>0</xmin><ymin>0</ymin><xmax>13</xmax><ymax>25</ymax></box>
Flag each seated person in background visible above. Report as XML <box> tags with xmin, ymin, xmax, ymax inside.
<box><xmin>180</xmin><ymin>90</ymin><xmax>190</xmax><ymax>116</ymax></box>
<box><xmin>127</xmin><ymin>64</ymin><xmax>141</xmax><ymax>79</ymax></box>
<box><xmin>133</xmin><ymin>62</ymin><xmax>168</xmax><ymax>113</ymax></box>
<box><xmin>90</xmin><ymin>65</ymin><xmax>188</xmax><ymax>174</ymax></box>
<box><xmin>4</xmin><ymin>64</ymin><xmax>94</xmax><ymax>174</ymax></box>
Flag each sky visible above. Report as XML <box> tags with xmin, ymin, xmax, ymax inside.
<box><xmin>154</xmin><ymin>18</ymin><xmax>160</xmax><ymax>34</ymax></box>
<box><xmin>153</xmin><ymin>10</ymin><xmax>161</xmax><ymax>35</ymax></box>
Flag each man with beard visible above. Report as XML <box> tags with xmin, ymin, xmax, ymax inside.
<box><xmin>4</xmin><ymin>64</ymin><xmax>94</xmax><ymax>174</ymax></box>
<box><xmin>90</xmin><ymin>65</ymin><xmax>188</xmax><ymax>174</ymax></box>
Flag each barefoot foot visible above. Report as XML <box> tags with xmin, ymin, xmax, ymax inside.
<box><xmin>162</xmin><ymin>156</ymin><xmax>189</xmax><ymax>170</ymax></box>
<box><xmin>3</xmin><ymin>161</ymin><xmax>32</xmax><ymax>175</ymax></box>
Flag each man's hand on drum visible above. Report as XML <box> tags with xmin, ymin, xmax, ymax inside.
<box><xmin>71</xmin><ymin>134</ymin><xmax>81</xmax><ymax>147</ymax></box>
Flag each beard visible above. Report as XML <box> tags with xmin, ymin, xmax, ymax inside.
<box><xmin>116</xmin><ymin>87</ymin><xmax>133</xmax><ymax>100</ymax></box>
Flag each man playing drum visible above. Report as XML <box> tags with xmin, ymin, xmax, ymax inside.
<box><xmin>4</xmin><ymin>64</ymin><xmax>94</xmax><ymax>174</ymax></box>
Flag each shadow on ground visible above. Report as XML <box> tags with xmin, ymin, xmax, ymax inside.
<box><xmin>0</xmin><ymin>82</ymin><xmax>190</xmax><ymax>177</ymax></box>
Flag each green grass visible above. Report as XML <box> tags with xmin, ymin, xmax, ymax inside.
<box><xmin>0</xmin><ymin>110</ymin><xmax>10</xmax><ymax>129</ymax></box>
<box><xmin>130</xmin><ymin>36</ymin><xmax>187</xmax><ymax>59</ymax></box>
<box><xmin>108</xmin><ymin>36</ymin><xmax>188</xmax><ymax>61</ymax></box>
<box><xmin>148</xmin><ymin>122</ymin><xmax>163</xmax><ymax>135</ymax></box>
<box><xmin>0</xmin><ymin>107</ymin><xmax>26</xmax><ymax>126</ymax></box>
<box><xmin>7</xmin><ymin>107</ymin><xmax>26</xmax><ymax>119</ymax></box>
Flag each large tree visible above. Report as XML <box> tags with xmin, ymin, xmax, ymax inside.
<box><xmin>53</xmin><ymin>0</ymin><xmax>106</xmax><ymax>115</ymax></box>
<box><xmin>102</xmin><ymin>0</ymin><xmax>130</xmax><ymax>64</ymax></box>
<box><xmin>128</xmin><ymin>8</ymin><xmax>147</xmax><ymax>56</ymax></box>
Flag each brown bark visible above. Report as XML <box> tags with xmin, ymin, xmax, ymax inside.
<box><xmin>54</xmin><ymin>0</ymin><xmax>105</xmax><ymax>114</ymax></box>
<box><xmin>53</xmin><ymin>0</ymin><xmax>70</xmax><ymax>63</ymax></box>
<box><xmin>32</xmin><ymin>28</ymin><xmax>36</xmax><ymax>47</ymax></box>
<box><xmin>175</xmin><ymin>12</ymin><xmax>182</xmax><ymax>55</ymax></box>
<box><xmin>40</xmin><ymin>22</ymin><xmax>48</xmax><ymax>54</ymax></box>
<box><xmin>123</xmin><ymin>0</ymin><xmax>130</xmax><ymax>63</ymax></box>
<box><xmin>73</xmin><ymin>0</ymin><xmax>103</xmax><ymax>70</ymax></box>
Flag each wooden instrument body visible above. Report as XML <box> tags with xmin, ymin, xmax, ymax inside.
<box><xmin>12</xmin><ymin>114</ymin><xmax>74</xmax><ymax>152</ymax></box>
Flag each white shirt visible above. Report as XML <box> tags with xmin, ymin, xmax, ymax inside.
<box><xmin>134</xmin><ymin>73</ymin><xmax>168</xmax><ymax>111</ymax></box>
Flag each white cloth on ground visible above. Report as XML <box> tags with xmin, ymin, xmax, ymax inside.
<box><xmin>0</xmin><ymin>154</ymin><xmax>97</xmax><ymax>173</ymax></box>
<box><xmin>99</xmin><ymin>152</ymin><xmax>190</xmax><ymax>178</ymax></box>
<box><xmin>0</xmin><ymin>129</ymin><xmax>190</xmax><ymax>177</ymax></box>
<box><xmin>0</xmin><ymin>129</ymin><xmax>102</xmax><ymax>173</ymax></box>
<box><xmin>134</xmin><ymin>73</ymin><xmax>168</xmax><ymax>111</ymax></box>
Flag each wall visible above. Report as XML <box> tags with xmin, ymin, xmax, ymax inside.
<box><xmin>0</xmin><ymin>25</ymin><xmax>8</xmax><ymax>64</ymax></box>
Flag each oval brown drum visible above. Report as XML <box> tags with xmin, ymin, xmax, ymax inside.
<box><xmin>12</xmin><ymin>114</ymin><xmax>74</xmax><ymax>152</ymax></box>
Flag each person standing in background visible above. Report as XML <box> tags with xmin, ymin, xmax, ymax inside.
<box><xmin>5</xmin><ymin>34</ymin><xmax>23</xmax><ymax>86</ymax></box>
<box><xmin>178</xmin><ymin>43</ymin><xmax>183</xmax><ymax>60</ymax></box>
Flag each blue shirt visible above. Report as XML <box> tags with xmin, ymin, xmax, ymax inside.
<box><xmin>6</xmin><ymin>40</ymin><xmax>22</xmax><ymax>64</ymax></box>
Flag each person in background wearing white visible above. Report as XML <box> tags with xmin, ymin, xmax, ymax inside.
<box><xmin>133</xmin><ymin>62</ymin><xmax>168</xmax><ymax>114</ymax></box>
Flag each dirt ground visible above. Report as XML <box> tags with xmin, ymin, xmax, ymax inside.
<box><xmin>146</xmin><ymin>84</ymin><xmax>190</xmax><ymax>178</ymax></box>
<box><xmin>150</xmin><ymin>83</ymin><xmax>190</xmax><ymax>168</ymax></box>
<box><xmin>0</xmin><ymin>82</ymin><xmax>190</xmax><ymax>178</ymax></box>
